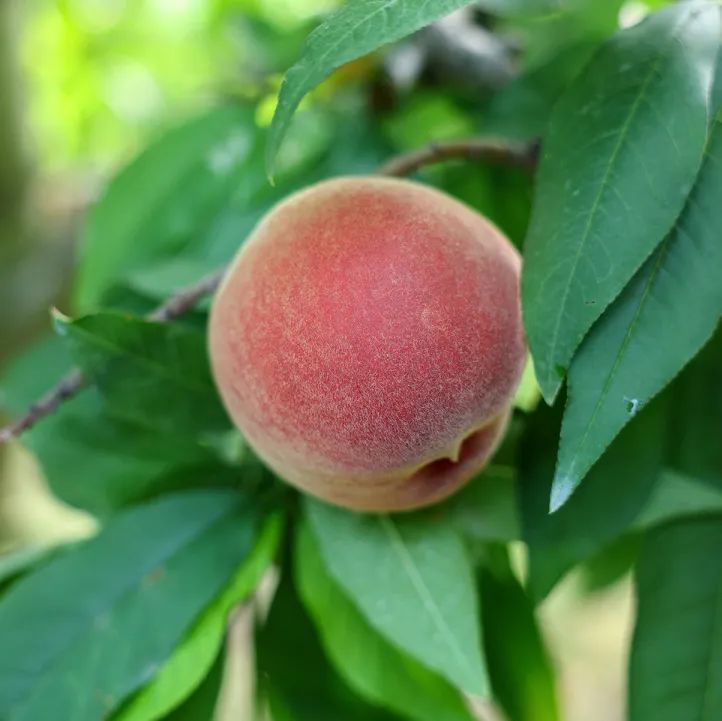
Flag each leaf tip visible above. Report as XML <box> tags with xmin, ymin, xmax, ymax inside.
<box><xmin>549</xmin><ymin>473</ymin><xmax>577</xmax><ymax>513</ymax></box>
<box><xmin>51</xmin><ymin>307</ymin><xmax>71</xmax><ymax>335</ymax></box>
<box><xmin>539</xmin><ymin>371</ymin><xmax>563</xmax><ymax>406</ymax></box>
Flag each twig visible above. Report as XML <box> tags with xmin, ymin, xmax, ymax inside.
<box><xmin>378</xmin><ymin>138</ymin><xmax>539</xmax><ymax>177</ymax></box>
<box><xmin>1</xmin><ymin>138</ymin><xmax>538</xmax><ymax>444</ymax></box>
<box><xmin>0</xmin><ymin>266</ymin><xmax>228</xmax><ymax>443</ymax></box>
<box><xmin>0</xmin><ymin>370</ymin><xmax>87</xmax><ymax>444</ymax></box>
<box><xmin>147</xmin><ymin>266</ymin><xmax>228</xmax><ymax>322</ymax></box>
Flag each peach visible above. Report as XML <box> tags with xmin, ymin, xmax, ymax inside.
<box><xmin>208</xmin><ymin>176</ymin><xmax>526</xmax><ymax>511</ymax></box>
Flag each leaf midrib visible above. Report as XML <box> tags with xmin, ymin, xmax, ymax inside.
<box><xmin>378</xmin><ymin>516</ymin><xmax>477</xmax><ymax>689</ymax></box>
<box><xmin>560</xmin><ymin>240</ymin><xmax>669</xmax><ymax>483</ymax></box>
<box><xmin>542</xmin><ymin>51</ymin><xmax>663</xmax><ymax>393</ymax></box>
<box><xmin>274</xmin><ymin>0</ymin><xmax>470</xmax><ymax>143</ymax></box>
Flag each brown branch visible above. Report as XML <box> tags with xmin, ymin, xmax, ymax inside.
<box><xmin>147</xmin><ymin>266</ymin><xmax>228</xmax><ymax>322</ymax></box>
<box><xmin>0</xmin><ymin>369</ymin><xmax>87</xmax><ymax>444</ymax></box>
<box><xmin>378</xmin><ymin>137</ymin><xmax>539</xmax><ymax>177</ymax></box>
<box><xmin>1</xmin><ymin>137</ymin><xmax>538</xmax><ymax>444</ymax></box>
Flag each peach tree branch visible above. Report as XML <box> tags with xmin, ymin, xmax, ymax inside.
<box><xmin>378</xmin><ymin>137</ymin><xmax>539</xmax><ymax>177</ymax></box>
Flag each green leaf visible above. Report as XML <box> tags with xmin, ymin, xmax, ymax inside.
<box><xmin>75</xmin><ymin>105</ymin><xmax>257</xmax><ymax>310</ymax></box>
<box><xmin>493</xmin><ymin>0</ymin><xmax>626</xmax><ymax>22</ymax></box>
<box><xmin>444</xmin><ymin>466</ymin><xmax>521</xmax><ymax>544</ymax></box>
<box><xmin>713</xmin><ymin>44</ymin><xmax>722</xmax><ymax>113</ymax></box>
<box><xmin>552</xmin><ymin>116</ymin><xmax>722</xmax><ymax>508</ymax></box>
<box><xmin>0</xmin><ymin>544</ymin><xmax>61</xmax><ymax>589</ymax></box>
<box><xmin>522</xmin><ymin>1</ymin><xmax>720</xmax><ymax>403</ymax></box>
<box><xmin>520</xmin><ymin>396</ymin><xmax>666</xmax><ymax>600</ymax></box>
<box><xmin>296</xmin><ymin>522</ymin><xmax>474</xmax><ymax>721</ymax></box>
<box><xmin>0</xmin><ymin>489</ymin><xmax>258</xmax><ymax>721</ymax></box>
<box><xmin>257</xmin><ymin>573</ymin><xmax>403</xmax><ymax>721</ymax></box>
<box><xmin>633</xmin><ymin>470</ymin><xmax>722</xmax><ymax>531</ymax></box>
<box><xmin>160</xmin><ymin>644</ymin><xmax>225</xmax><ymax>721</ymax></box>
<box><xmin>480</xmin><ymin>549</ymin><xmax>559</xmax><ymax>721</ymax></box>
<box><xmin>667</xmin><ymin>328</ymin><xmax>722</xmax><ymax>486</ymax></box>
<box><xmin>1</xmin><ymin>335</ymin><xmax>229</xmax><ymax>516</ymax></box>
<box><xmin>75</xmin><ymin>104</ymin><xmax>332</xmax><ymax>311</ymax></box>
<box><xmin>629</xmin><ymin>516</ymin><xmax>722</xmax><ymax>721</ymax></box>
<box><xmin>578</xmin><ymin>534</ymin><xmax>641</xmax><ymax>593</ymax></box>
<box><xmin>476</xmin><ymin>0</ymin><xmax>558</xmax><ymax>15</ymax></box>
<box><xmin>305</xmin><ymin>499</ymin><xmax>488</xmax><ymax>696</ymax></box>
<box><xmin>54</xmin><ymin>312</ymin><xmax>229</xmax><ymax>438</ymax></box>
<box><xmin>115</xmin><ymin>513</ymin><xmax>282</xmax><ymax>721</ymax></box>
<box><xmin>124</xmin><ymin>257</ymin><xmax>221</xmax><ymax>305</ymax></box>
<box><xmin>267</xmin><ymin>0</ymin><xmax>476</xmax><ymax>175</ymax></box>
<box><xmin>482</xmin><ymin>40</ymin><xmax>600</xmax><ymax>140</ymax></box>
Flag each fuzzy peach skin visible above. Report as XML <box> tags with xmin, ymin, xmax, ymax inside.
<box><xmin>209</xmin><ymin>176</ymin><xmax>526</xmax><ymax>511</ymax></box>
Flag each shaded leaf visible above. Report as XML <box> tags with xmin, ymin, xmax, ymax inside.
<box><xmin>296</xmin><ymin>522</ymin><xmax>474</xmax><ymax>721</ymax></box>
<box><xmin>115</xmin><ymin>513</ymin><xmax>282</xmax><ymax>721</ymax></box>
<box><xmin>257</xmin><ymin>573</ymin><xmax>403</xmax><ymax>721</ymax></box>
<box><xmin>553</xmin><ymin>117</ymin><xmax>722</xmax><ymax>508</ymax></box>
<box><xmin>578</xmin><ymin>534</ymin><xmax>641</xmax><ymax>593</ymax></box>
<box><xmin>520</xmin><ymin>396</ymin><xmax>666</xmax><ymax>600</ymax></box>
<box><xmin>267</xmin><ymin>0</ymin><xmax>476</xmax><ymax>174</ymax></box>
<box><xmin>522</xmin><ymin>1</ymin><xmax>719</xmax><ymax>403</ymax></box>
<box><xmin>667</xmin><ymin>328</ymin><xmax>722</xmax><ymax>486</ymax></box>
<box><xmin>480</xmin><ymin>548</ymin><xmax>559</xmax><ymax>721</ymax></box>
<box><xmin>54</xmin><ymin>312</ymin><xmax>229</xmax><ymax>437</ymax></box>
<box><xmin>305</xmin><ymin>499</ymin><xmax>487</xmax><ymax>696</ymax></box>
<box><xmin>629</xmin><ymin>516</ymin><xmax>722</xmax><ymax>721</ymax></box>
<box><xmin>444</xmin><ymin>466</ymin><xmax>521</xmax><ymax>544</ymax></box>
<box><xmin>482</xmin><ymin>40</ymin><xmax>599</xmax><ymax>140</ymax></box>
<box><xmin>124</xmin><ymin>257</ymin><xmax>221</xmax><ymax>305</ymax></box>
<box><xmin>633</xmin><ymin>470</ymin><xmax>722</xmax><ymax>530</ymax></box>
<box><xmin>0</xmin><ymin>490</ymin><xmax>258</xmax><ymax>721</ymax></box>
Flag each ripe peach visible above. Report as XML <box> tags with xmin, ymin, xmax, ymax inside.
<box><xmin>209</xmin><ymin>176</ymin><xmax>526</xmax><ymax>511</ymax></box>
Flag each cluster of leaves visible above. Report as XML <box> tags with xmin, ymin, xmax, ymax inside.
<box><xmin>1</xmin><ymin>1</ymin><xmax>722</xmax><ymax>720</ymax></box>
